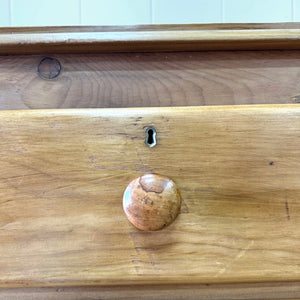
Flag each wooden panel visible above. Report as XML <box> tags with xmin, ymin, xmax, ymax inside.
<box><xmin>3</xmin><ymin>23</ymin><xmax>300</xmax><ymax>34</ymax></box>
<box><xmin>2</xmin><ymin>23</ymin><xmax>300</xmax><ymax>54</ymax></box>
<box><xmin>1</xmin><ymin>51</ymin><xmax>300</xmax><ymax>110</ymax></box>
<box><xmin>0</xmin><ymin>105</ymin><xmax>299</xmax><ymax>288</ymax></box>
<box><xmin>1</xmin><ymin>282</ymin><xmax>300</xmax><ymax>300</ymax></box>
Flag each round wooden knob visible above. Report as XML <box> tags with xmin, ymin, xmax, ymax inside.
<box><xmin>123</xmin><ymin>174</ymin><xmax>181</xmax><ymax>231</ymax></box>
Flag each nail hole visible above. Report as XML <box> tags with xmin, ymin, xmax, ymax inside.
<box><xmin>145</xmin><ymin>127</ymin><xmax>157</xmax><ymax>148</ymax></box>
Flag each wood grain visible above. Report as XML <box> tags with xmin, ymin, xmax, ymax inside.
<box><xmin>0</xmin><ymin>282</ymin><xmax>300</xmax><ymax>300</ymax></box>
<box><xmin>2</xmin><ymin>22</ymin><xmax>300</xmax><ymax>300</ymax></box>
<box><xmin>1</xmin><ymin>23</ymin><xmax>300</xmax><ymax>54</ymax></box>
<box><xmin>1</xmin><ymin>50</ymin><xmax>300</xmax><ymax>110</ymax></box>
<box><xmin>3</xmin><ymin>23</ymin><xmax>300</xmax><ymax>34</ymax></box>
<box><xmin>0</xmin><ymin>105</ymin><xmax>299</xmax><ymax>288</ymax></box>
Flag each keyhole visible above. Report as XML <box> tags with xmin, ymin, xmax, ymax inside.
<box><xmin>145</xmin><ymin>127</ymin><xmax>157</xmax><ymax>147</ymax></box>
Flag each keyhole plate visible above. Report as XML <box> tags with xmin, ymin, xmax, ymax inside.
<box><xmin>145</xmin><ymin>127</ymin><xmax>157</xmax><ymax>147</ymax></box>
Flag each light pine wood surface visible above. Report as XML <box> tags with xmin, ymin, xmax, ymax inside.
<box><xmin>2</xmin><ymin>23</ymin><xmax>300</xmax><ymax>297</ymax></box>
<box><xmin>1</xmin><ymin>23</ymin><xmax>300</xmax><ymax>54</ymax></box>
<box><xmin>0</xmin><ymin>105</ymin><xmax>299</xmax><ymax>289</ymax></box>
<box><xmin>1</xmin><ymin>51</ymin><xmax>300</xmax><ymax>110</ymax></box>
<box><xmin>0</xmin><ymin>282</ymin><xmax>300</xmax><ymax>300</ymax></box>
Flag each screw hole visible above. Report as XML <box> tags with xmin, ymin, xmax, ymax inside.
<box><xmin>145</xmin><ymin>127</ymin><xmax>157</xmax><ymax>148</ymax></box>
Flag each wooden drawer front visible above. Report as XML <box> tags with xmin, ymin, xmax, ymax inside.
<box><xmin>1</xmin><ymin>51</ymin><xmax>300</xmax><ymax>110</ymax></box>
<box><xmin>0</xmin><ymin>105</ymin><xmax>299</xmax><ymax>287</ymax></box>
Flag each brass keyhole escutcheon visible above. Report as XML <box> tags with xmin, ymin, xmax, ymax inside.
<box><xmin>145</xmin><ymin>127</ymin><xmax>157</xmax><ymax>147</ymax></box>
